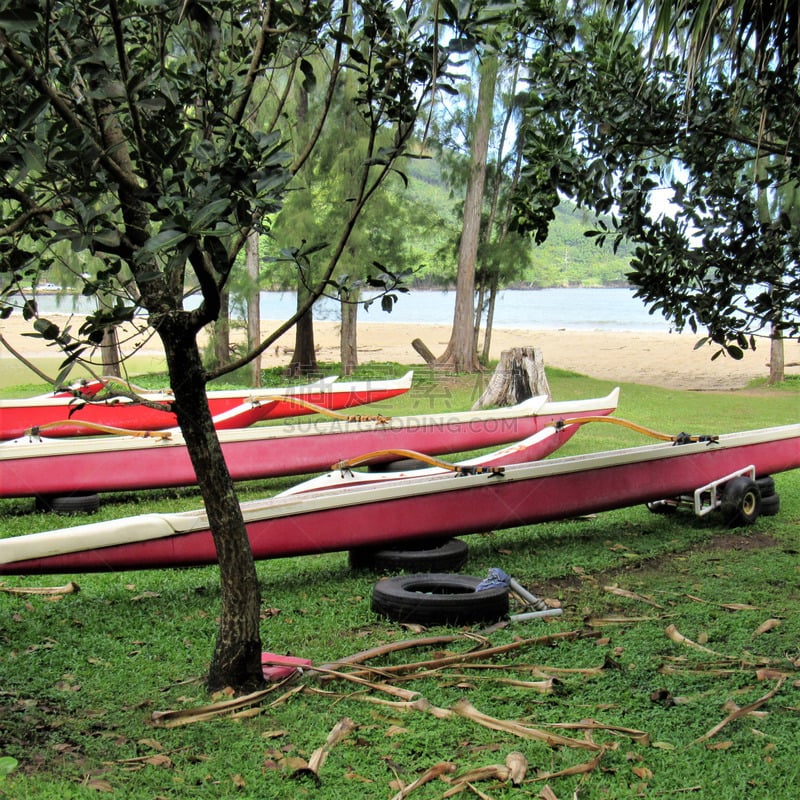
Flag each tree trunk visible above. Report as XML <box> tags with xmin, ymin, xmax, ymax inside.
<box><xmin>99</xmin><ymin>326</ymin><xmax>122</xmax><ymax>378</ymax></box>
<box><xmin>768</xmin><ymin>324</ymin><xmax>784</xmax><ymax>384</ymax></box>
<box><xmin>246</xmin><ymin>232</ymin><xmax>262</xmax><ymax>388</ymax></box>
<box><xmin>472</xmin><ymin>347</ymin><xmax>550</xmax><ymax>409</ymax></box>
<box><xmin>436</xmin><ymin>54</ymin><xmax>498</xmax><ymax>373</ymax></box>
<box><xmin>287</xmin><ymin>278</ymin><xmax>318</xmax><ymax>376</ymax></box>
<box><xmin>211</xmin><ymin>288</ymin><xmax>231</xmax><ymax>370</ymax></box>
<box><xmin>159</xmin><ymin>325</ymin><xmax>263</xmax><ymax>693</ymax></box>
<box><xmin>480</xmin><ymin>273</ymin><xmax>499</xmax><ymax>363</ymax></box>
<box><xmin>340</xmin><ymin>288</ymin><xmax>359</xmax><ymax>376</ymax></box>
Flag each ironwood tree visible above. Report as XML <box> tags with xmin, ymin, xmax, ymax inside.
<box><xmin>0</xmin><ymin>0</ymin><xmax>486</xmax><ymax>691</ymax></box>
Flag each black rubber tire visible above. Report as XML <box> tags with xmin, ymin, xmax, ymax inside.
<box><xmin>371</xmin><ymin>573</ymin><xmax>509</xmax><ymax>626</ymax></box>
<box><xmin>349</xmin><ymin>538</ymin><xmax>469</xmax><ymax>572</ymax></box>
<box><xmin>35</xmin><ymin>493</ymin><xmax>100</xmax><ymax>515</ymax></box>
<box><xmin>756</xmin><ymin>476</ymin><xmax>776</xmax><ymax>498</ymax></box>
<box><xmin>720</xmin><ymin>477</ymin><xmax>761</xmax><ymax>526</ymax></box>
<box><xmin>759</xmin><ymin>492</ymin><xmax>780</xmax><ymax>517</ymax></box>
<box><xmin>646</xmin><ymin>500</ymin><xmax>679</xmax><ymax>514</ymax></box>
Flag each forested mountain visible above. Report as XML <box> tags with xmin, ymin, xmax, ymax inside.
<box><xmin>401</xmin><ymin>150</ymin><xmax>636</xmax><ymax>289</ymax></box>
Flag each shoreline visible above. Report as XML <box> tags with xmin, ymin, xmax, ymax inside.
<box><xmin>1</xmin><ymin>314</ymin><xmax>797</xmax><ymax>392</ymax></box>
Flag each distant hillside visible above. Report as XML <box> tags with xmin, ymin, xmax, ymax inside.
<box><xmin>402</xmin><ymin>151</ymin><xmax>635</xmax><ymax>288</ymax></box>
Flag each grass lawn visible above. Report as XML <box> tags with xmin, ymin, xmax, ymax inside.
<box><xmin>1</xmin><ymin>366</ymin><xmax>799</xmax><ymax>799</ymax></box>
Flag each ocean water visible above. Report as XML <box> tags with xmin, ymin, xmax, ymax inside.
<box><xmin>264</xmin><ymin>287</ymin><xmax>672</xmax><ymax>333</ymax></box>
<box><xmin>29</xmin><ymin>287</ymin><xmax>672</xmax><ymax>333</ymax></box>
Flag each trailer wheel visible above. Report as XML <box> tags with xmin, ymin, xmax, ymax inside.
<box><xmin>372</xmin><ymin>573</ymin><xmax>509</xmax><ymax>626</ymax></box>
<box><xmin>35</xmin><ymin>493</ymin><xmax>100</xmax><ymax>515</ymax></box>
<box><xmin>349</xmin><ymin>538</ymin><xmax>468</xmax><ymax>572</ymax></box>
<box><xmin>720</xmin><ymin>477</ymin><xmax>761</xmax><ymax>526</ymax></box>
<box><xmin>646</xmin><ymin>499</ymin><xmax>679</xmax><ymax>514</ymax></box>
<box><xmin>759</xmin><ymin>493</ymin><xmax>780</xmax><ymax>516</ymax></box>
<box><xmin>756</xmin><ymin>476</ymin><xmax>775</xmax><ymax>498</ymax></box>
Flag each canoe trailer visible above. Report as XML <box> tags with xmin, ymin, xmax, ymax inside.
<box><xmin>647</xmin><ymin>465</ymin><xmax>771</xmax><ymax>526</ymax></box>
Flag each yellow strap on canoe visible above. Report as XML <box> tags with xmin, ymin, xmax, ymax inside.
<box><xmin>24</xmin><ymin>420</ymin><xmax>173</xmax><ymax>439</ymax></box>
<box><xmin>251</xmin><ymin>395</ymin><xmax>391</xmax><ymax>424</ymax></box>
<box><xmin>332</xmin><ymin>448</ymin><xmax>505</xmax><ymax>476</ymax></box>
<box><xmin>555</xmin><ymin>416</ymin><xmax>718</xmax><ymax>444</ymax></box>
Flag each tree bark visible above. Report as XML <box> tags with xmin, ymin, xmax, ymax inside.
<box><xmin>287</xmin><ymin>277</ymin><xmax>318</xmax><ymax>376</ymax></box>
<box><xmin>99</xmin><ymin>326</ymin><xmax>122</xmax><ymax>378</ymax></box>
<box><xmin>211</xmin><ymin>288</ymin><xmax>231</xmax><ymax>370</ymax></box>
<box><xmin>436</xmin><ymin>54</ymin><xmax>498</xmax><ymax>373</ymax></box>
<box><xmin>768</xmin><ymin>324</ymin><xmax>784</xmax><ymax>384</ymax></box>
<box><xmin>480</xmin><ymin>272</ymin><xmax>499</xmax><ymax>363</ymax></box>
<box><xmin>246</xmin><ymin>232</ymin><xmax>262</xmax><ymax>388</ymax></box>
<box><xmin>472</xmin><ymin>347</ymin><xmax>550</xmax><ymax>409</ymax></box>
<box><xmin>159</xmin><ymin>324</ymin><xmax>264</xmax><ymax>692</ymax></box>
<box><xmin>339</xmin><ymin>288</ymin><xmax>358</xmax><ymax>376</ymax></box>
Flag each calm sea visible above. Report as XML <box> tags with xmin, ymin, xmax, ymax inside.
<box><xmin>31</xmin><ymin>287</ymin><xmax>672</xmax><ymax>333</ymax></box>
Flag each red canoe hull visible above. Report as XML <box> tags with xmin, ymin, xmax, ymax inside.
<box><xmin>0</xmin><ymin>391</ymin><xmax>620</xmax><ymax>498</ymax></box>
<box><xmin>2</xmin><ymin>423</ymin><xmax>797</xmax><ymax>575</ymax></box>
<box><xmin>0</xmin><ymin>374</ymin><xmax>412</xmax><ymax>439</ymax></box>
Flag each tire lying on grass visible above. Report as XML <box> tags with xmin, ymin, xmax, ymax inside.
<box><xmin>371</xmin><ymin>573</ymin><xmax>509</xmax><ymax>626</ymax></box>
<box><xmin>349</xmin><ymin>538</ymin><xmax>469</xmax><ymax>572</ymax></box>
<box><xmin>35</xmin><ymin>493</ymin><xmax>100</xmax><ymax>515</ymax></box>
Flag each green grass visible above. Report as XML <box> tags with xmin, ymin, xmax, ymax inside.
<box><xmin>1</xmin><ymin>367</ymin><xmax>799</xmax><ymax>798</ymax></box>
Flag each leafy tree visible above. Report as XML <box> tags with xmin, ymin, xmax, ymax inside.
<box><xmin>0</xmin><ymin>0</ymin><xmax>477</xmax><ymax>691</ymax></box>
<box><xmin>512</xmin><ymin>10</ymin><xmax>799</xmax><ymax>367</ymax></box>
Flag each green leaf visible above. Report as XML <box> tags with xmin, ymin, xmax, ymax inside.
<box><xmin>190</xmin><ymin>200</ymin><xmax>231</xmax><ymax>233</ymax></box>
<box><xmin>139</xmin><ymin>229</ymin><xmax>189</xmax><ymax>257</ymax></box>
<box><xmin>0</xmin><ymin>755</ymin><xmax>18</xmax><ymax>780</ymax></box>
<box><xmin>33</xmin><ymin>317</ymin><xmax>61</xmax><ymax>340</ymax></box>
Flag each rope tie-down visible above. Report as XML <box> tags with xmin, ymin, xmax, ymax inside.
<box><xmin>249</xmin><ymin>395</ymin><xmax>392</xmax><ymax>425</ymax></box>
<box><xmin>553</xmin><ymin>416</ymin><xmax>719</xmax><ymax>445</ymax></box>
<box><xmin>24</xmin><ymin>420</ymin><xmax>173</xmax><ymax>439</ymax></box>
<box><xmin>331</xmin><ymin>449</ymin><xmax>506</xmax><ymax>476</ymax></box>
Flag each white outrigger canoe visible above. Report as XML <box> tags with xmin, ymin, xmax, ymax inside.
<box><xmin>0</xmin><ymin>388</ymin><xmax>620</xmax><ymax>498</ymax></box>
<box><xmin>1</xmin><ymin>421</ymin><xmax>797</xmax><ymax>575</ymax></box>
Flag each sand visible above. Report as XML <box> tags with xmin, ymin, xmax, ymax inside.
<box><xmin>1</xmin><ymin>313</ymin><xmax>798</xmax><ymax>391</ymax></box>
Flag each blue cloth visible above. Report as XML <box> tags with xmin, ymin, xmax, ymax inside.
<box><xmin>475</xmin><ymin>567</ymin><xmax>511</xmax><ymax>592</ymax></box>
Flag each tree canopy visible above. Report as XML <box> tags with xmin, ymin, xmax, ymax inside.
<box><xmin>512</xmin><ymin>7</ymin><xmax>800</xmax><ymax>357</ymax></box>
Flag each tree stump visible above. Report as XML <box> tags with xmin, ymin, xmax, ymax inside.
<box><xmin>412</xmin><ymin>338</ymin><xmax>437</xmax><ymax>365</ymax></box>
<box><xmin>472</xmin><ymin>347</ymin><xmax>551</xmax><ymax>409</ymax></box>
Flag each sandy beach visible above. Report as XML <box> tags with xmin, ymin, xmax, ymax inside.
<box><xmin>1</xmin><ymin>313</ymin><xmax>798</xmax><ymax>392</ymax></box>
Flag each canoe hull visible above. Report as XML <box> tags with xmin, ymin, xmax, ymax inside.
<box><xmin>0</xmin><ymin>373</ymin><xmax>412</xmax><ymax>439</ymax></box>
<box><xmin>0</xmin><ymin>390</ymin><xmax>620</xmax><ymax>497</ymax></box>
<box><xmin>2</xmin><ymin>423</ymin><xmax>797</xmax><ymax>575</ymax></box>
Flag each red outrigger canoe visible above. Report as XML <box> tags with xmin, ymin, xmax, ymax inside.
<box><xmin>1</xmin><ymin>422</ymin><xmax>797</xmax><ymax>575</ymax></box>
<box><xmin>0</xmin><ymin>372</ymin><xmax>413</xmax><ymax>439</ymax></box>
<box><xmin>0</xmin><ymin>388</ymin><xmax>620</xmax><ymax>498</ymax></box>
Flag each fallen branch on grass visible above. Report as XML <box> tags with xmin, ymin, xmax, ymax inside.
<box><xmin>664</xmin><ymin>624</ymin><xmax>726</xmax><ymax>656</ymax></box>
<box><xmin>451</xmin><ymin>699</ymin><xmax>603</xmax><ymax>751</ymax></box>
<box><xmin>603</xmin><ymin>585</ymin><xmax>664</xmax><ymax>608</ymax></box>
<box><xmin>319</xmin><ymin>629</ymin><xmax>602</xmax><ymax>682</ymax></box>
<box><xmin>548</xmin><ymin>718</ymin><xmax>650</xmax><ymax>746</ymax></box>
<box><xmin>0</xmin><ymin>581</ymin><xmax>80</xmax><ymax>595</ymax></box>
<box><xmin>151</xmin><ymin>684</ymin><xmax>301</xmax><ymax>727</ymax></box>
<box><xmin>316</xmin><ymin>633</ymin><xmax>486</xmax><ymax>675</ymax></box>
<box><xmin>693</xmin><ymin>679</ymin><xmax>785</xmax><ymax>744</ymax></box>
<box><xmin>292</xmin><ymin>717</ymin><xmax>357</xmax><ymax>784</ymax></box>
<box><xmin>535</xmin><ymin>749</ymin><xmax>606</xmax><ymax>781</ymax></box>
<box><xmin>390</xmin><ymin>761</ymin><xmax>456</xmax><ymax>800</ymax></box>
